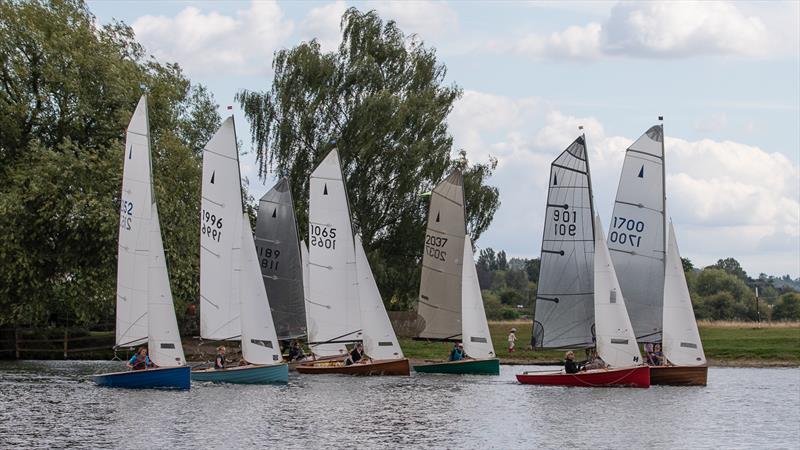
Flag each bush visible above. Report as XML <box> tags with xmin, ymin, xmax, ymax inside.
<box><xmin>772</xmin><ymin>293</ymin><xmax>800</xmax><ymax>321</ymax></box>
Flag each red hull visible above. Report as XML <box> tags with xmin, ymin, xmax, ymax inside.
<box><xmin>516</xmin><ymin>366</ymin><xmax>650</xmax><ymax>388</ymax></box>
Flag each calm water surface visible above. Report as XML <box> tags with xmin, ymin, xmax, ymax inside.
<box><xmin>0</xmin><ymin>361</ymin><xmax>797</xmax><ymax>449</ymax></box>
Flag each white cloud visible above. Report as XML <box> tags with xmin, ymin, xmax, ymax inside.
<box><xmin>694</xmin><ymin>113</ymin><xmax>728</xmax><ymax>133</ymax></box>
<box><xmin>132</xmin><ymin>1</ymin><xmax>293</xmax><ymax>76</ymax></box>
<box><xmin>299</xmin><ymin>1</ymin><xmax>348</xmax><ymax>52</ymax></box>
<box><xmin>448</xmin><ymin>90</ymin><xmax>800</xmax><ymax>276</ymax></box>
<box><xmin>367</xmin><ymin>0</ymin><xmax>458</xmax><ymax>38</ymax></box>
<box><xmin>492</xmin><ymin>1</ymin><xmax>792</xmax><ymax>60</ymax></box>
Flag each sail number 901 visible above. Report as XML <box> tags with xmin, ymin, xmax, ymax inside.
<box><xmin>609</xmin><ymin>216</ymin><xmax>645</xmax><ymax>247</ymax></box>
<box><xmin>552</xmin><ymin>209</ymin><xmax>577</xmax><ymax>236</ymax></box>
<box><xmin>424</xmin><ymin>234</ymin><xmax>447</xmax><ymax>262</ymax></box>
<box><xmin>310</xmin><ymin>225</ymin><xmax>337</xmax><ymax>249</ymax></box>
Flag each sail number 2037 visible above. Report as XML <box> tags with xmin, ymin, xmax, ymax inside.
<box><xmin>424</xmin><ymin>234</ymin><xmax>447</xmax><ymax>262</ymax></box>
<box><xmin>609</xmin><ymin>216</ymin><xmax>644</xmax><ymax>247</ymax></box>
<box><xmin>310</xmin><ymin>225</ymin><xmax>337</xmax><ymax>250</ymax></box>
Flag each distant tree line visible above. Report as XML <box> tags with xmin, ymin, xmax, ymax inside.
<box><xmin>474</xmin><ymin>249</ymin><xmax>800</xmax><ymax>322</ymax></box>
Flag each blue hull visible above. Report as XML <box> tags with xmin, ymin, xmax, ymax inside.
<box><xmin>191</xmin><ymin>363</ymin><xmax>288</xmax><ymax>384</ymax></box>
<box><xmin>93</xmin><ymin>366</ymin><xmax>190</xmax><ymax>390</ymax></box>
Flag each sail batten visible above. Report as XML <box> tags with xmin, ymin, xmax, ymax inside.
<box><xmin>533</xmin><ymin>136</ymin><xmax>596</xmax><ymax>349</ymax></box>
<box><xmin>608</xmin><ymin>125</ymin><xmax>666</xmax><ymax>342</ymax></box>
<box><xmin>255</xmin><ymin>178</ymin><xmax>307</xmax><ymax>340</ymax></box>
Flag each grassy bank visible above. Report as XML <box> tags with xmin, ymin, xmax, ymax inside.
<box><xmin>400</xmin><ymin>321</ymin><xmax>800</xmax><ymax>366</ymax></box>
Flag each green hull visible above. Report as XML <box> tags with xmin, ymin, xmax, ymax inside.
<box><xmin>413</xmin><ymin>358</ymin><xmax>500</xmax><ymax>375</ymax></box>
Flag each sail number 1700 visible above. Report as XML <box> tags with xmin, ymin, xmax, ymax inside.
<box><xmin>609</xmin><ymin>216</ymin><xmax>645</xmax><ymax>247</ymax></box>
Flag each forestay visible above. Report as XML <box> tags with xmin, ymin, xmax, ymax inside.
<box><xmin>533</xmin><ymin>136</ymin><xmax>595</xmax><ymax>349</ymax></box>
<box><xmin>608</xmin><ymin>125</ymin><xmax>665</xmax><ymax>342</ymax></box>
<box><xmin>200</xmin><ymin>117</ymin><xmax>243</xmax><ymax>341</ymax></box>
<box><xmin>307</xmin><ymin>149</ymin><xmax>357</xmax><ymax>356</ymax></box>
<box><xmin>417</xmin><ymin>170</ymin><xmax>466</xmax><ymax>340</ymax></box>
<box><xmin>662</xmin><ymin>222</ymin><xmax>706</xmax><ymax>366</ymax></box>
<box><xmin>354</xmin><ymin>235</ymin><xmax>403</xmax><ymax>360</ymax></box>
<box><xmin>255</xmin><ymin>178</ymin><xmax>306</xmax><ymax>340</ymax></box>
<box><xmin>115</xmin><ymin>96</ymin><xmax>152</xmax><ymax>348</ymax></box>
<box><xmin>239</xmin><ymin>214</ymin><xmax>282</xmax><ymax>365</ymax></box>
<box><xmin>147</xmin><ymin>202</ymin><xmax>186</xmax><ymax>367</ymax></box>
<box><xmin>461</xmin><ymin>238</ymin><xmax>495</xmax><ymax>359</ymax></box>
<box><xmin>593</xmin><ymin>216</ymin><xmax>642</xmax><ymax>369</ymax></box>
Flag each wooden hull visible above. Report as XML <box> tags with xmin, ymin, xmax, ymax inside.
<box><xmin>296</xmin><ymin>358</ymin><xmax>410</xmax><ymax>376</ymax></box>
<box><xmin>93</xmin><ymin>365</ymin><xmax>190</xmax><ymax>390</ymax></box>
<box><xmin>191</xmin><ymin>363</ymin><xmax>288</xmax><ymax>384</ymax></box>
<box><xmin>516</xmin><ymin>366</ymin><xmax>650</xmax><ymax>388</ymax></box>
<box><xmin>413</xmin><ymin>358</ymin><xmax>500</xmax><ymax>375</ymax></box>
<box><xmin>649</xmin><ymin>365</ymin><xmax>707</xmax><ymax>386</ymax></box>
<box><xmin>287</xmin><ymin>354</ymin><xmax>346</xmax><ymax>371</ymax></box>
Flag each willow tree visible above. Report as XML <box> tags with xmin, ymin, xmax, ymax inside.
<box><xmin>237</xmin><ymin>8</ymin><xmax>500</xmax><ymax>308</ymax></box>
<box><xmin>0</xmin><ymin>0</ymin><xmax>220</xmax><ymax>328</ymax></box>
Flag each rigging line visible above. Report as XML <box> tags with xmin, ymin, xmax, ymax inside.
<box><xmin>608</xmin><ymin>248</ymin><xmax>664</xmax><ymax>261</ymax></box>
<box><xmin>308</xmin><ymin>329</ymin><xmax>362</xmax><ymax>346</ymax></box>
<box><xmin>304</xmin><ymin>298</ymin><xmax>333</xmax><ymax>309</ymax></box>
<box><xmin>311</xmin><ymin>175</ymin><xmax>344</xmax><ymax>182</ymax></box>
<box><xmin>200</xmin><ymin>245</ymin><xmax>220</xmax><ymax>258</ymax></box>
<box><xmin>127</xmin><ymin>130</ymin><xmax>149</xmax><ymax>138</ymax></box>
<box><xmin>614</xmin><ymin>200</ymin><xmax>662</xmax><ymax>213</ymax></box>
<box><xmin>115</xmin><ymin>312</ymin><xmax>148</xmax><ymax>344</ymax></box>
<box><xmin>431</xmin><ymin>190</ymin><xmax>463</xmax><ymax>208</ymax></box>
<box><xmin>114</xmin><ymin>336</ymin><xmax>148</xmax><ymax>350</ymax></box>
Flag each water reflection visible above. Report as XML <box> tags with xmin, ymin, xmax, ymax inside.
<box><xmin>0</xmin><ymin>361</ymin><xmax>797</xmax><ymax>449</ymax></box>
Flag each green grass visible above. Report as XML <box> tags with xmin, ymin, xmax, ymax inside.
<box><xmin>400</xmin><ymin>321</ymin><xmax>800</xmax><ymax>365</ymax></box>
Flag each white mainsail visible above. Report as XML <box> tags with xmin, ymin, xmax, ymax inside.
<box><xmin>301</xmin><ymin>240</ymin><xmax>311</xmax><ymax>333</ymax></box>
<box><xmin>200</xmin><ymin>117</ymin><xmax>243</xmax><ymax>340</ymax></box>
<box><xmin>115</xmin><ymin>96</ymin><xmax>152</xmax><ymax>348</ymax></box>
<box><xmin>533</xmin><ymin>135</ymin><xmax>595</xmax><ymax>349</ymax></box>
<box><xmin>239</xmin><ymin>214</ymin><xmax>282</xmax><ymax>365</ymax></box>
<box><xmin>662</xmin><ymin>221</ymin><xmax>706</xmax><ymax>366</ymax></box>
<box><xmin>307</xmin><ymin>149</ymin><xmax>357</xmax><ymax>356</ymax></box>
<box><xmin>417</xmin><ymin>170</ymin><xmax>467</xmax><ymax>340</ymax></box>
<box><xmin>461</xmin><ymin>238</ymin><xmax>495</xmax><ymax>359</ymax></box>
<box><xmin>146</xmin><ymin>201</ymin><xmax>186</xmax><ymax>367</ymax></box>
<box><xmin>593</xmin><ymin>215</ymin><xmax>642</xmax><ymax>369</ymax></box>
<box><xmin>608</xmin><ymin>125</ymin><xmax>665</xmax><ymax>342</ymax></box>
<box><xmin>354</xmin><ymin>235</ymin><xmax>403</xmax><ymax>360</ymax></box>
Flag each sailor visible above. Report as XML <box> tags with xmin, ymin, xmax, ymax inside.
<box><xmin>287</xmin><ymin>340</ymin><xmax>306</xmax><ymax>362</ymax></box>
<box><xmin>563</xmin><ymin>351</ymin><xmax>580</xmax><ymax>374</ymax></box>
<box><xmin>508</xmin><ymin>328</ymin><xmax>517</xmax><ymax>353</ymax></box>
<box><xmin>127</xmin><ymin>347</ymin><xmax>152</xmax><ymax>371</ymax></box>
<box><xmin>215</xmin><ymin>346</ymin><xmax>227</xmax><ymax>369</ymax></box>
<box><xmin>651</xmin><ymin>343</ymin><xmax>665</xmax><ymax>366</ymax></box>
<box><xmin>449</xmin><ymin>342</ymin><xmax>467</xmax><ymax>361</ymax></box>
<box><xmin>345</xmin><ymin>343</ymin><xmax>367</xmax><ymax>366</ymax></box>
<box><xmin>581</xmin><ymin>348</ymin><xmax>606</xmax><ymax>371</ymax></box>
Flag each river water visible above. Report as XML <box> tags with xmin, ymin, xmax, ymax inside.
<box><xmin>0</xmin><ymin>361</ymin><xmax>797</xmax><ymax>449</ymax></box>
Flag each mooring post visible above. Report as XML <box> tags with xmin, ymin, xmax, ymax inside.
<box><xmin>14</xmin><ymin>328</ymin><xmax>20</xmax><ymax>359</ymax></box>
<box><xmin>63</xmin><ymin>327</ymin><xmax>69</xmax><ymax>359</ymax></box>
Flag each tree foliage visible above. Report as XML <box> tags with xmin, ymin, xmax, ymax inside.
<box><xmin>236</xmin><ymin>8</ymin><xmax>500</xmax><ymax>307</ymax></box>
<box><xmin>0</xmin><ymin>0</ymin><xmax>220</xmax><ymax>327</ymax></box>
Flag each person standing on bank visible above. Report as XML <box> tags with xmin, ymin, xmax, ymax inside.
<box><xmin>508</xmin><ymin>328</ymin><xmax>517</xmax><ymax>353</ymax></box>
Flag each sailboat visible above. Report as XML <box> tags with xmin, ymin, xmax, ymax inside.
<box><xmin>517</xmin><ymin>135</ymin><xmax>649</xmax><ymax>388</ymax></box>
<box><xmin>94</xmin><ymin>95</ymin><xmax>190</xmax><ymax>389</ymax></box>
<box><xmin>191</xmin><ymin>117</ymin><xmax>288</xmax><ymax>384</ymax></box>
<box><xmin>412</xmin><ymin>170</ymin><xmax>500</xmax><ymax>375</ymax></box>
<box><xmin>296</xmin><ymin>149</ymin><xmax>409</xmax><ymax>376</ymax></box>
<box><xmin>254</xmin><ymin>178</ymin><xmax>307</xmax><ymax>341</ymax></box>
<box><xmin>609</xmin><ymin>124</ymin><xmax>707</xmax><ymax>385</ymax></box>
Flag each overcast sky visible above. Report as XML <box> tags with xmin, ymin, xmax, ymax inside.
<box><xmin>88</xmin><ymin>0</ymin><xmax>800</xmax><ymax>277</ymax></box>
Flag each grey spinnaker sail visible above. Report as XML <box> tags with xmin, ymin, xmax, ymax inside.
<box><xmin>608</xmin><ymin>125</ymin><xmax>665</xmax><ymax>342</ymax></box>
<box><xmin>533</xmin><ymin>135</ymin><xmax>596</xmax><ymax>349</ymax></box>
<box><xmin>254</xmin><ymin>178</ymin><xmax>307</xmax><ymax>340</ymax></box>
<box><xmin>416</xmin><ymin>170</ymin><xmax>467</xmax><ymax>340</ymax></box>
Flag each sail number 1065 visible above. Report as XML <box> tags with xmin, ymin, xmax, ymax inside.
<box><xmin>310</xmin><ymin>225</ymin><xmax>337</xmax><ymax>250</ymax></box>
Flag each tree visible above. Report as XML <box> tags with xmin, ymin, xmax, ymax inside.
<box><xmin>772</xmin><ymin>293</ymin><xmax>800</xmax><ymax>321</ymax></box>
<box><xmin>237</xmin><ymin>8</ymin><xmax>500</xmax><ymax>307</ymax></box>
<box><xmin>0</xmin><ymin>1</ymin><xmax>220</xmax><ymax>327</ymax></box>
<box><xmin>525</xmin><ymin>258</ymin><xmax>541</xmax><ymax>283</ymax></box>
<box><xmin>478</xmin><ymin>248</ymin><xmax>498</xmax><ymax>272</ymax></box>
<box><xmin>496</xmin><ymin>250</ymin><xmax>508</xmax><ymax>271</ymax></box>
<box><xmin>712</xmin><ymin>257</ymin><xmax>748</xmax><ymax>281</ymax></box>
<box><xmin>505</xmin><ymin>269</ymin><xmax>528</xmax><ymax>292</ymax></box>
<box><xmin>681</xmin><ymin>257</ymin><xmax>694</xmax><ymax>273</ymax></box>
